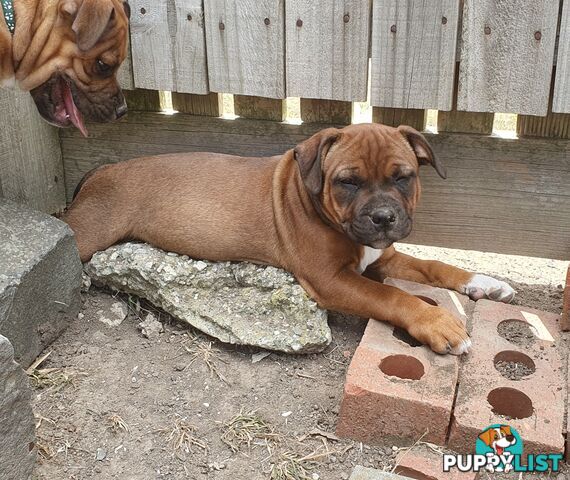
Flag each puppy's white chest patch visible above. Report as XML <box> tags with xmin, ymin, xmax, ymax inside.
<box><xmin>357</xmin><ymin>247</ymin><xmax>384</xmax><ymax>273</ymax></box>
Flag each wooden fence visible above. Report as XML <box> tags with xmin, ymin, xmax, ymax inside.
<box><xmin>1</xmin><ymin>0</ymin><xmax>570</xmax><ymax>260</ymax></box>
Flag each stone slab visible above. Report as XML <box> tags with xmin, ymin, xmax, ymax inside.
<box><xmin>86</xmin><ymin>242</ymin><xmax>331</xmax><ymax>354</ymax></box>
<box><xmin>0</xmin><ymin>200</ymin><xmax>82</xmax><ymax>367</ymax></box>
<box><xmin>0</xmin><ymin>334</ymin><xmax>36</xmax><ymax>480</ymax></box>
<box><xmin>350</xmin><ymin>466</ymin><xmax>409</xmax><ymax>480</ymax></box>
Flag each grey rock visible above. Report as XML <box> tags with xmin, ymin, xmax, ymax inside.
<box><xmin>86</xmin><ymin>242</ymin><xmax>331</xmax><ymax>353</ymax></box>
<box><xmin>0</xmin><ymin>335</ymin><xmax>36</xmax><ymax>480</ymax></box>
<box><xmin>95</xmin><ymin>298</ymin><xmax>128</xmax><ymax>327</ymax></box>
<box><xmin>350</xmin><ymin>466</ymin><xmax>408</xmax><ymax>480</ymax></box>
<box><xmin>95</xmin><ymin>447</ymin><xmax>107</xmax><ymax>461</ymax></box>
<box><xmin>138</xmin><ymin>313</ymin><xmax>164</xmax><ymax>340</ymax></box>
<box><xmin>0</xmin><ymin>200</ymin><xmax>82</xmax><ymax>367</ymax></box>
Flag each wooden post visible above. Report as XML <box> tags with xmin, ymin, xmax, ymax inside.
<box><xmin>373</xmin><ymin>108</ymin><xmax>426</xmax><ymax>131</ymax></box>
<box><xmin>0</xmin><ymin>90</ymin><xmax>65</xmax><ymax>213</ymax></box>
<box><xmin>234</xmin><ymin>95</ymin><xmax>285</xmax><ymax>122</ymax></box>
<box><xmin>172</xmin><ymin>93</ymin><xmax>222</xmax><ymax>116</ymax></box>
<box><xmin>300</xmin><ymin>99</ymin><xmax>352</xmax><ymax>124</ymax></box>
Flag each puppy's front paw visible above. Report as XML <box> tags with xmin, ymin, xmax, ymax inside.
<box><xmin>464</xmin><ymin>274</ymin><xmax>515</xmax><ymax>303</ymax></box>
<box><xmin>408</xmin><ymin>306</ymin><xmax>471</xmax><ymax>355</ymax></box>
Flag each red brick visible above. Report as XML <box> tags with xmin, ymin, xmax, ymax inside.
<box><xmin>395</xmin><ymin>448</ymin><xmax>478</xmax><ymax>480</ymax></box>
<box><xmin>336</xmin><ymin>279</ymin><xmax>471</xmax><ymax>446</ymax></box>
<box><xmin>448</xmin><ymin>300</ymin><xmax>565</xmax><ymax>455</ymax></box>
<box><xmin>560</xmin><ymin>265</ymin><xmax>570</xmax><ymax>331</ymax></box>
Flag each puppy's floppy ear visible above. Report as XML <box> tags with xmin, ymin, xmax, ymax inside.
<box><xmin>398</xmin><ymin>125</ymin><xmax>447</xmax><ymax>179</ymax></box>
<box><xmin>294</xmin><ymin>128</ymin><xmax>341</xmax><ymax>196</ymax></box>
<box><xmin>122</xmin><ymin>1</ymin><xmax>131</xmax><ymax>19</ymax></box>
<box><xmin>71</xmin><ymin>0</ymin><xmax>115</xmax><ymax>51</ymax></box>
<box><xmin>478</xmin><ymin>428</ymin><xmax>494</xmax><ymax>446</ymax></box>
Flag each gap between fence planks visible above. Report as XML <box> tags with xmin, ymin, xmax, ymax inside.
<box><xmin>60</xmin><ymin>112</ymin><xmax>570</xmax><ymax>260</ymax></box>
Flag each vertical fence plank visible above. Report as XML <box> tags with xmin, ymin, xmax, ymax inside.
<box><xmin>372</xmin><ymin>107</ymin><xmax>426</xmax><ymax>130</ymax></box>
<box><xmin>130</xmin><ymin>0</ymin><xmax>209</xmax><ymax>93</ymax></box>
<box><xmin>0</xmin><ymin>91</ymin><xmax>65</xmax><ymax>213</ymax></box>
<box><xmin>458</xmin><ymin>0</ymin><xmax>559</xmax><ymax>116</ymax></box>
<box><xmin>370</xmin><ymin>0</ymin><xmax>459</xmax><ymax>110</ymax></box>
<box><xmin>286</xmin><ymin>0</ymin><xmax>370</xmax><ymax>102</ymax></box>
<box><xmin>204</xmin><ymin>0</ymin><xmax>285</xmax><ymax>98</ymax></box>
<box><xmin>117</xmin><ymin>34</ymin><xmax>135</xmax><ymax>90</ymax></box>
<box><xmin>234</xmin><ymin>95</ymin><xmax>285</xmax><ymax>121</ymax></box>
<box><xmin>172</xmin><ymin>93</ymin><xmax>222</xmax><ymax>115</ymax></box>
<box><xmin>438</xmin><ymin>64</ymin><xmax>494</xmax><ymax>134</ymax></box>
<box><xmin>553</xmin><ymin>0</ymin><xmax>570</xmax><ymax>113</ymax></box>
<box><xmin>300</xmin><ymin>99</ymin><xmax>352</xmax><ymax>124</ymax></box>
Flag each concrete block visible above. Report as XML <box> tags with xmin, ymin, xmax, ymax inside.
<box><xmin>337</xmin><ymin>279</ymin><xmax>471</xmax><ymax>446</ymax></box>
<box><xmin>0</xmin><ymin>200</ymin><xmax>81</xmax><ymax>367</ymax></box>
<box><xmin>0</xmin><ymin>335</ymin><xmax>36</xmax><ymax>480</ymax></box>
<box><xmin>449</xmin><ymin>300</ymin><xmax>565</xmax><ymax>455</ymax></box>
<box><xmin>350</xmin><ymin>466</ymin><xmax>408</xmax><ymax>480</ymax></box>
<box><xmin>395</xmin><ymin>448</ymin><xmax>477</xmax><ymax>480</ymax></box>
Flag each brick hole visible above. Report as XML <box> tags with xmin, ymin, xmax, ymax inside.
<box><xmin>392</xmin><ymin>327</ymin><xmax>422</xmax><ymax>347</ymax></box>
<box><xmin>487</xmin><ymin>387</ymin><xmax>534</xmax><ymax>419</ymax></box>
<box><xmin>380</xmin><ymin>354</ymin><xmax>424</xmax><ymax>380</ymax></box>
<box><xmin>494</xmin><ymin>350</ymin><xmax>536</xmax><ymax>380</ymax></box>
<box><xmin>497</xmin><ymin>319</ymin><xmax>537</xmax><ymax>347</ymax></box>
<box><xmin>416</xmin><ymin>295</ymin><xmax>438</xmax><ymax>306</ymax></box>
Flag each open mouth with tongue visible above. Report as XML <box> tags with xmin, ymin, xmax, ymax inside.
<box><xmin>30</xmin><ymin>76</ymin><xmax>89</xmax><ymax>137</ymax></box>
<box><xmin>51</xmin><ymin>77</ymin><xmax>89</xmax><ymax>137</ymax></box>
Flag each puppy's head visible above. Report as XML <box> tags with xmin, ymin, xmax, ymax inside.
<box><xmin>26</xmin><ymin>0</ymin><xmax>131</xmax><ymax>135</ymax></box>
<box><xmin>294</xmin><ymin>123</ymin><xmax>446</xmax><ymax>249</ymax></box>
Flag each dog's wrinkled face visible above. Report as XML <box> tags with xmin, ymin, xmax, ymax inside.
<box><xmin>294</xmin><ymin>123</ymin><xmax>446</xmax><ymax>249</ymax></box>
<box><xmin>26</xmin><ymin>0</ymin><xmax>131</xmax><ymax>136</ymax></box>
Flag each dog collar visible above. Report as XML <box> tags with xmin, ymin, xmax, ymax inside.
<box><xmin>1</xmin><ymin>0</ymin><xmax>15</xmax><ymax>34</ymax></box>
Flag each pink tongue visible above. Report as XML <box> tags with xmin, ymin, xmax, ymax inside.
<box><xmin>62</xmin><ymin>81</ymin><xmax>88</xmax><ymax>137</ymax></box>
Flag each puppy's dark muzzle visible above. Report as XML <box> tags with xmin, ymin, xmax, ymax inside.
<box><xmin>368</xmin><ymin>207</ymin><xmax>397</xmax><ymax>231</ymax></box>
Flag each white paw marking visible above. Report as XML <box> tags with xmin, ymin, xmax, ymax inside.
<box><xmin>464</xmin><ymin>274</ymin><xmax>515</xmax><ymax>303</ymax></box>
<box><xmin>450</xmin><ymin>338</ymin><xmax>472</xmax><ymax>355</ymax></box>
<box><xmin>357</xmin><ymin>247</ymin><xmax>384</xmax><ymax>274</ymax></box>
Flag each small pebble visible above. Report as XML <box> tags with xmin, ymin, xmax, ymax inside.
<box><xmin>95</xmin><ymin>448</ymin><xmax>106</xmax><ymax>461</ymax></box>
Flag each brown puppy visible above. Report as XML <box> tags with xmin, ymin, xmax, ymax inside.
<box><xmin>0</xmin><ymin>0</ymin><xmax>131</xmax><ymax>135</ymax></box>
<box><xmin>64</xmin><ymin>123</ymin><xmax>515</xmax><ymax>354</ymax></box>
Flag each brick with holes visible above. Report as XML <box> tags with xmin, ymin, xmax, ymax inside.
<box><xmin>336</xmin><ymin>278</ymin><xmax>471</xmax><ymax>445</ymax></box>
<box><xmin>448</xmin><ymin>300</ymin><xmax>565</xmax><ymax>455</ymax></box>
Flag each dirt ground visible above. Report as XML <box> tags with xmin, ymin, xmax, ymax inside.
<box><xmin>31</xmin><ymin>244</ymin><xmax>569</xmax><ymax>480</ymax></box>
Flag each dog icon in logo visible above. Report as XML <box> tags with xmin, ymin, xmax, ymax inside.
<box><xmin>478</xmin><ymin>425</ymin><xmax>517</xmax><ymax>472</ymax></box>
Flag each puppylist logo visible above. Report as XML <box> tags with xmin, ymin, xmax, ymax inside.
<box><xmin>443</xmin><ymin>424</ymin><xmax>563</xmax><ymax>473</ymax></box>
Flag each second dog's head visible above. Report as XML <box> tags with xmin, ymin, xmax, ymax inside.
<box><xmin>18</xmin><ymin>0</ymin><xmax>131</xmax><ymax>135</ymax></box>
<box><xmin>294</xmin><ymin>123</ymin><xmax>446</xmax><ymax>249</ymax></box>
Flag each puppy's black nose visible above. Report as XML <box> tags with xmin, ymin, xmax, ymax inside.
<box><xmin>115</xmin><ymin>101</ymin><xmax>128</xmax><ymax>119</ymax></box>
<box><xmin>506</xmin><ymin>434</ymin><xmax>515</xmax><ymax>442</ymax></box>
<box><xmin>370</xmin><ymin>208</ymin><xmax>397</xmax><ymax>228</ymax></box>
